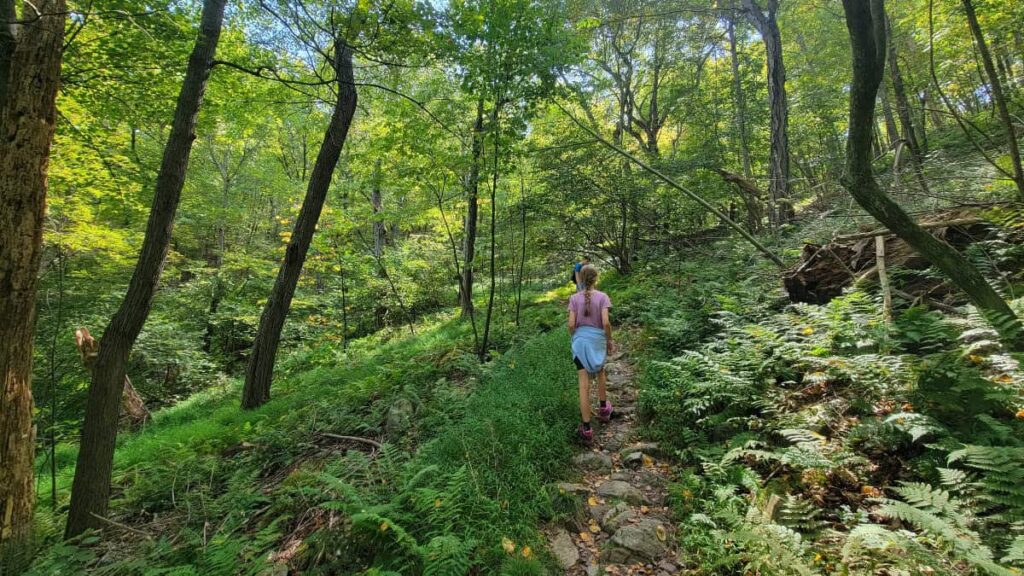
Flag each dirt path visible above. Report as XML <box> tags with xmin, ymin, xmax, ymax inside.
<box><xmin>546</xmin><ymin>352</ymin><xmax>681</xmax><ymax>575</ymax></box>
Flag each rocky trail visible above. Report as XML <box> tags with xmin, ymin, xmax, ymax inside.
<box><xmin>545</xmin><ymin>353</ymin><xmax>681</xmax><ymax>576</ymax></box>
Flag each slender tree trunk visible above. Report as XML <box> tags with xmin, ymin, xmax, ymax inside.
<box><xmin>742</xmin><ymin>0</ymin><xmax>791</xmax><ymax>227</ymax></box>
<box><xmin>841</xmin><ymin>0</ymin><xmax>1024</xmax><ymax>350</ymax></box>
<box><xmin>0</xmin><ymin>0</ymin><xmax>65</xmax><ymax>549</ymax></box>
<box><xmin>880</xmin><ymin>84</ymin><xmax>900</xmax><ymax>147</ymax></box>
<box><xmin>727</xmin><ymin>17</ymin><xmax>754</xmax><ymax>180</ymax></box>
<box><xmin>515</xmin><ymin>172</ymin><xmax>526</xmax><ymax>327</ymax></box>
<box><xmin>241</xmin><ymin>41</ymin><xmax>357</xmax><ymax>409</ymax></box>
<box><xmin>371</xmin><ymin>159</ymin><xmax>384</xmax><ymax>260</ymax></box>
<box><xmin>886</xmin><ymin>16</ymin><xmax>924</xmax><ymax>158</ymax></box>
<box><xmin>962</xmin><ymin>0</ymin><xmax>1024</xmax><ymax>200</ymax></box>
<box><xmin>885</xmin><ymin>15</ymin><xmax>932</xmax><ymax>196</ymax></box>
<box><xmin>461</xmin><ymin>98</ymin><xmax>484</xmax><ymax>318</ymax></box>
<box><xmin>480</xmin><ymin>104</ymin><xmax>500</xmax><ymax>361</ymax></box>
<box><xmin>65</xmin><ymin>0</ymin><xmax>226</xmax><ymax>538</ymax></box>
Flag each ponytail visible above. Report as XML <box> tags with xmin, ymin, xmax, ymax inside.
<box><xmin>579</xmin><ymin>265</ymin><xmax>598</xmax><ymax>317</ymax></box>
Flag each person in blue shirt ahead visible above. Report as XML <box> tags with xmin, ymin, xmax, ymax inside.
<box><xmin>572</xmin><ymin>256</ymin><xmax>590</xmax><ymax>292</ymax></box>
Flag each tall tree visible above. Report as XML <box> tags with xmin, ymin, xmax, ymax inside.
<box><xmin>0</xmin><ymin>0</ymin><xmax>66</xmax><ymax>548</ymax></box>
<box><xmin>65</xmin><ymin>0</ymin><xmax>228</xmax><ymax>538</ymax></box>
<box><xmin>885</xmin><ymin>13</ymin><xmax>931</xmax><ymax>195</ymax></box>
<box><xmin>742</xmin><ymin>0</ymin><xmax>792</xmax><ymax>227</ymax></box>
<box><xmin>840</xmin><ymin>0</ymin><xmax>1024</xmax><ymax>351</ymax></box>
<box><xmin>241</xmin><ymin>40</ymin><xmax>358</xmax><ymax>409</ymax></box>
<box><xmin>961</xmin><ymin>0</ymin><xmax>1024</xmax><ymax>200</ymax></box>
<box><xmin>460</xmin><ymin>98</ymin><xmax>484</xmax><ymax>318</ymax></box>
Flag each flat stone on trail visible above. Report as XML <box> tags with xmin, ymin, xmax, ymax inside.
<box><xmin>610</xmin><ymin>471</ymin><xmax>632</xmax><ymax>481</ymax></box>
<box><xmin>623</xmin><ymin>451</ymin><xmax>644</xmax><ymax>469</ymax></box>
<box><xmin>573</xmin><ymin>451</ymin><xmax>613</xmax><ymax>472</ymax></box>
<box><xmin>604</xmin><ymin>519</ymin><xmax>669</xmax><ymax>563</ymax></box>
<box><xmin>547</xmin><ymin>527</ymin><xmax>579</xmax><ymax>569</ymax></box>
<box><xmin>601</xmin><ymin>501</ymin><xmax>637</xmax><ymax>533</ymax></box>
<box><xmin>596</xmin><ymin>480</ymin><xmax>647</xmax><ymax>505</ymax></box>
<box><xmin>620</xmin><ymin>442</ymin><xmax>661</xmax><ymax>459</ymax></box>
<box><xmin>555</xmin><ymin>482</ymin><xmax>591</xmax><ymax>495</ymax></box>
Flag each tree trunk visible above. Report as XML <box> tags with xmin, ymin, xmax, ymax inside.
<box><xmin>742</xmin><ymin>0</ymin><xmax>791</xmax><ymax>227</ymax></box>
<box><xmin>479</xmin><ymin>104</ymin><xmax>500</xmax><ymax>361</ymax></box>
<box><xmin>64</xmin><ymin>0</ymin><xmax>226</xmax><ymax>538</ymax></box>
<box><xmin>841</xmin><ymin>0</ymin><xmax>1024</xmax><ymax>350</ymax></box>
<box><xmin>885</xmin><ymin>16</ymin><xmax>924</xmax><ymax>158</ymax></box>
<box><xmin>0</xmin><ymin>0</ymin><xmax>65</xmax><ymax>548</ymax></box>
<box><xmin>885</xmin><ymin>15</ymin><xmax>932</xmax><ymax>196</ymax></box>
<box><xmin>962</xmin><ymin>0</ymin><xmax>1024</xmax><ymax>200</ymax></box>
<box><xmin>727</xmin><ymin>17</ymin><xmax>754</xmax><ymax>180</ymax></box>
<box><xmin>460</xmin><ymin>98</ymin><xmax>484</xmax><ymax>318</ymax></box>
<box><xmin>241</xmin><ymin>41</ymin><xmax>357</xmax><ymax>410</ymax></box>
<box><xmin>371</xmin><ymin>159</ymin><xmax>384</xmax><ymax>260</ymax></box>
<box><xmin>0</xmin><ymin>0</ymin><xmax>15</xmax><ymax>108</ymax></box>
<box><xmin>73</xmin><ymin>328</ymin><xmax>151</xmax><ymax>430</ymax></box>
<box><xmin>879</xmin><ymin>83</ymin><xmax>900</xmax><ymax>147</ymax></box>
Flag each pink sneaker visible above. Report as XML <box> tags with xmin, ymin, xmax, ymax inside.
<box><xmin>578</xmin><ymin>424</ymin><xmax>594</xmax><ymax>445</ymax></box>
<box><xmin>597</xmin><ymin>402</ymin><xmax>613</xmax><ymax>423</ymax></box>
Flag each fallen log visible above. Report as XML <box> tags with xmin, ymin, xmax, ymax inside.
<box><xmin>783</xmin><ymin>210</ymin><xmax>994</xmax><ymax>305</ymax></box>
<box><xmin>75</xmin><ymin>327</ymin><xmax>151</xmax><ymax>429</ymax></box>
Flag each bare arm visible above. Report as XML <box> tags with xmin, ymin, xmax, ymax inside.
<box><xmin>602</xmin><ymin>308</ymin><xmax>614</xmax><ymax>353</ymax></box>
<box><xmin>568</xmin><ymin>309</ymin><xmax>577</xmax><ymax>336</ymax></box>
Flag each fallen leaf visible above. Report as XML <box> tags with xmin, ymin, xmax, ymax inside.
<box><xmin>655</xmin><ymin>524</ymin><xmax>667</xmax><ymax>542</ymax></box>
<box><xmin>521</xmin><ymin>546</ymin><xmax>532</xmax><ymax>558</ymax></box>
<box><xmin>588</xmin><ymin>519</ymin><xmax>601</xmax><ymax>534</ymax></box>
<box><xmin>579</xmin><ymin>531</ymin><xmax>592</xmax><ymax>542</ymax></box>
<box><xmin>501</xmin><ymin>537</ymin><xmax>515</xmax><ymax>554</ymax></box>
<box><xmin>588</xmin><ymin>496</ymin><xmax>598</xmax><ymax>506</ymax></box>
<box><xmin>640</xmin><ymin>505</ymin><xmax>649</xmax><ymax>514</ymax></box>
<box><xmin>642</xmin><ymin>455</ymin><xmax>654</xmax><ymax>468</ymax></box>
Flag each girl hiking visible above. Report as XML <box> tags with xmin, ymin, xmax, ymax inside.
<box><xmin>567</xmin><ymin>264</ymin><xmax>614</xmax><ymax>444</ymax></box>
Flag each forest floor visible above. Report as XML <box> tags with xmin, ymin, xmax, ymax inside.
<box><xmin>544</xmin><ymin>345</ymin><xmax>682</xmax><ymax>576</ymax></box>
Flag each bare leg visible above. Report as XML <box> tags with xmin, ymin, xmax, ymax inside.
<box><xmin>596</xmin><ymin>368</ymin><xmax>608</xmax><ymax>405</ymax></box>
<box><xmin>578</xmin><ymin>369</ymin><xmax>591</xmax><ymax>423</ymax></box>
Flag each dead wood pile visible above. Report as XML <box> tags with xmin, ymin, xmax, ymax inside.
<box><xmin>783</xmin><ymin>209</ymin><xmax>994</xmax><ymax>305</ymax></box>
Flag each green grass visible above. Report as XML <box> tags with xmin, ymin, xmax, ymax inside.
<box><xmin>27</xmin><ymin>284</ymin><xmax>586</xmax><ymax>575</ymax></box>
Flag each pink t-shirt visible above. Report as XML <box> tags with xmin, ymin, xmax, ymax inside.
<box><xmin>568</xmin><ymin>290</ymin><xmax>611</xmax><ymax>329</ymax></box>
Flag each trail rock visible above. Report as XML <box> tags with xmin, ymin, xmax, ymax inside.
<box><xmin>548</xmin><ymin>527</ymin><xmax>579</xmax><ymax>569</ymax></box>
<box><xmin>601</xmin><ymin>502</ymin><xmax>637</xmax><ymax>533</ymax></box>
<box><xmin>555</xmin><ymin>482</ymin><xmax>591</xmax><ymax>496</ymax></box>
<box><xmin>605</xmin><ymin>431</ymin><xmax>631</xmax><ymax>452</ymax></box>
<box><xmin>574</xmin><ymin>451</ymin><xmax>613</xmax><ymax>473</ymax></box>
<box><xmin>620</xmin><ymin>442</ymin><xmax>661</xmax><ymax>459</ymax></box>
<box><xmin>589</xmin><ymin>503</ymin><xmax>610</xmax><ymax>524</ymax></box>
<box><xmin>385</xmin><ymin>398</ymin><xmax>414</xmax><ymax>435</ymax></box>
<box><xmin>623</xmin><ymin>451</ymin><xmax>644</xmax><ymax>469</ymax></box>
<box><xmin>596</xmin><ymin>480</ymin><xmax>647</xmax><ymax>505</ymax></box>
<box><xmin>604</xmin><ymin>519</ymin><xmax>668</xmax><ymax>563</ymax></box>
<box><xmin>610</xmin><ymin>472</ymin><xmax>632</xmax><ymax>481</ymax></box>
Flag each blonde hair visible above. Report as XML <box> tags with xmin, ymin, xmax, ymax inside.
<box><xmin>580</xmin><ymin>265</ymin><xmax>598</xmax><ymax>317</ymax></box>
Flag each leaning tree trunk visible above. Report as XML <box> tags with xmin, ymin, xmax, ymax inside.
<box><xmin>0</xmin><ymin>0</ymin><xmax>66</xmax><ymax>548</ymax></box>
<box><xmin>961</xmin><ymin>0</ymin><xmax>1024</xmax><ymax>200</ymax></box>
<box><xmin>885</xmin><ymin>14</ymin><xmax>931</xmax><ymax>196</ymax></box>
<box><xmin>742</xmin><ymin>0</ymin><xmax>791</xmax><ymax>227</ymax></box>
<box><xmin>840</xmin><ymin>0</ymin><xmax>1024</xmax><ymax>350</ymax></box>
<box><xmin>65</xmin><ymin>0</ymin><xmax>227</xmax><ymax>538</ymax></box>
<box><xmin>241</xmin><ymin>42</ymin><xmax>357</xmax><ymax>410</ymax></box>
<box><xmin>460</xmin><ymin>98</ymin><xmax>485</xmax><ymax>318</ymax></box>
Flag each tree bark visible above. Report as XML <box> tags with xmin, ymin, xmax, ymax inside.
<box><xmin>727</xmin><ymin>16</ymin><xmax>754</xmax><ymax>180</ymax></box>
<box><xmin>0</xmin><ymin>0</ymin><xmax>65</xmax><ymax>548</ymax></box>
<box><xmin>65</xmin><ymin>0</ymin><xmax>226</xmax><ymax>538</ymax></box>
<box><xmin>241</xmin><ymin>41</ymin><xmax>357</xmax><ymax>410</ymax></box>
<box><xmin>0</xmin><ymin>0</ymin><xmax>16</xmax><ymax>108</ymax></box>
<box><xmin>841</xmin><ymin>0</ymin><xmax>1024</xmax><ymax>350</ymax></box>
<box><xmin>961</xmin><ymin>0</ymin><xmax>1024</xmax><ymax>200</ymax></box>
<box><xmin>460</xmin><ymin>98</ymin><xmax>484</xmax><ymax>318</ymax></box>
<box><xmin>479</xmin><ymin>104</ymin><xmax>499</xmax><ymax>361</ymax></box>
<box><xmin>879</xmin><ymin>83</ymin><xmax>900</xmax><ymax>147</ymax></box>
<box><xmin>884</xmin><ymin>15</ymin><xmax>932</xmax><ymax>196</ymax></box>
<box><xmin>73</xmin><ymin>328</ymin><xmax>151</xmax><ymax>430</ymax></box>
<box><xmin>742</xmin><ymin>0</ymin><xmax>791</xmax><ymax>227</ymax></box>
